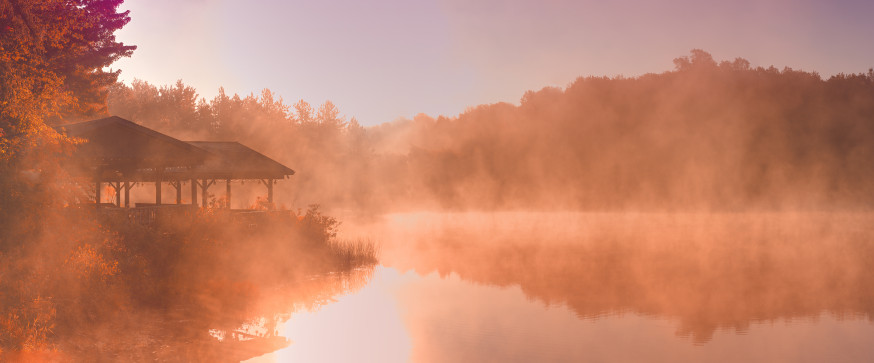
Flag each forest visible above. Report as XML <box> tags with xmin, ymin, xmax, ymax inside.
<box><xmin>107</xmin><ymin>50</ymin><xmax>874</xmax><ymax>212</ymax></box>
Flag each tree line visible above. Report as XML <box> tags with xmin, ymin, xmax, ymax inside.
<box><xmin>107</xmin><ymin>80</ymin><xmax>371</xmax><ymax>209</ymax></box>
<box><xmin>108</xmin><ymin>50</ymin><xmax>874</xmax><ymax>211</ymax></box>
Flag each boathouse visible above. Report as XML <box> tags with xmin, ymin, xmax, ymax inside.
<box><xmin>56</xmin><ymin>116</ymin><xmax>294</xmax><ymax>209</ymax></box>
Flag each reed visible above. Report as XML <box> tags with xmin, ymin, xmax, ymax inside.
<box><xmin>327</xmin><ymin>238</ymin><xmax>380</xmax><ymax>269</ymax></box>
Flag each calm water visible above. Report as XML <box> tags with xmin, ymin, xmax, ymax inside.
<box><xmin>248</xmin><ymin>212</ymin><xmax>874</xmax><ymax>362</ymax></box>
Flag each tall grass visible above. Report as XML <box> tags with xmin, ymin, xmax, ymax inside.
<box><xmin>327</xmin><ymin>238</ymin><xmax>379</xmax><ymax>270</ymax></box>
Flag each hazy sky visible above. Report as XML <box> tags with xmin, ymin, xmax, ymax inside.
<box><xmin>114</xmin><ymin>0</ymin><xmax>874</xmax><ymax>126</ymax></box>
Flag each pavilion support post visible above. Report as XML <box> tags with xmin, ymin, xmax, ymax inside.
<box><xmin>201</xmin><ymin>179</ymin><xmax>208</xmax><ymax>208</ymax></box>
<box><xmin>155</xmin><ymin>168</ymin><xmax>164</xmax><ymax>205</ymax></box>
<box><xmin>226</xmin><ymin>179</ymin><xmax>231</xmax><ymax>209</ymax></box>
<box><xmin>267</xmin><ymin>179</ymin><xmax>274</xmax><ymax>209</ymax></box>
<box><xmin>96</xmin><ymin>180</ymin><xmax>101</xmax><ymax>205</ymax></box>
<box><xmin>191</xmin><ymin>179</ymin><xmax>198</xmax><ymax>206</ymax></box>
<box><xmin>124</xmin><ymin>181</ymin><xmax>130</xmax><ymax>208</ymax></box>
<box><xmin>175</xmin><ymin>180</ymin><xmax>182</xmax><ymax>204</ymax></box>
<box><xmin>114</xmin><ymin>182</ymin><xmax>121</xmax><ymax>207</ymax></box>
<box><xmin>155</xmin><ymin>181</ymin><xmax>161</xmax><ymax>205</ymax></box>
<box><xmin>201</xmin><ymin>179</ymin><xmax>214</xmax><ymax>208</ymax></box>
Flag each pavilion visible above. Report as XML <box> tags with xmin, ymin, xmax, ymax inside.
<box><xmin>56</xmin><ymin>116</ymin><xmax>295</xmax><ymax>209</ymax></box>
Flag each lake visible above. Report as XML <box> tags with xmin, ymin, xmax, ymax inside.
<box><xmin>247</xmin><ymin>212</ymin><xmax>874</xmax><ymax>362</ymax></box>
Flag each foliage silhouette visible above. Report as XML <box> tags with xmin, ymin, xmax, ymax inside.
<box><xmin>109</xmin><ymin>50</ymin><xmax>874</xmax><ymax>211</ymax></box>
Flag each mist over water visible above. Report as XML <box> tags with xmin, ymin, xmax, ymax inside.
<box><xmin>245</xmin><ymin>211</ymin><xmax>874</xmax><ymax>362</ymax></box>
<box><xmin>359</xmin><ymin>212</ymin><xmax>874</xmax><ymax>335</ymax></box>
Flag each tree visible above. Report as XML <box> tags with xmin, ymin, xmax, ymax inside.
<box><xmin>673</xmin><ymin>49</ymin><xmax>717</xmax><ymax>71</ymax></box>
<box><xmin>43</xmin><ymin>0</ymin><xmax>136</xmax><ymax>120</ymax></box>
<box><xmin>0</xmin><ymin>1</ymin><xmax>135</xmax><ymax>350</ymax></box>
<box><xmin>1</xmin><ymin>0</ymin><xmax>135</xmax><ymax>245</ymax></box>
<box><xmin>293</xmin><ymin>99</ymin><xmax>314</xmax><ymax>124</ymax></box>
<box><xmin>316</xmin><ymin>100</ymin><xmax>345</xmax><ymax>129</ymax></box>
<box><xmin>1</xmin><ymin>0</ymin><xmax>135</xmax><ymax>161</ymax></box>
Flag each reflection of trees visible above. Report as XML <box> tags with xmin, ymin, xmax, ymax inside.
<box><xmin>28</xmin><ymin>208</ymin><xmax>378</xmax><ymax>361</ymax></box>
<box><xmin>197</xmin><ymin>267</ymin><xmax>376</xmax><ymax>362</ymax></box>
<box><xmin>263</xmin><ymin>267</ymin><xmax>376</xmax><ymax>316</ymax></box>
<box><xmin>65</xmin><ymin>267</ymin><xmax>375</xmax><ymax>362</ymax></box>
<box><xmin>391</xmin><ymin>213</ymin><xmax>874</xmax><ymax>343</ymax></box>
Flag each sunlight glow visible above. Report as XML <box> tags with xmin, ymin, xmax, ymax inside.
<box><xmin>249</xmin><ymin>267</ymin><xmax>413</xmax><ymax>363</ymax></box>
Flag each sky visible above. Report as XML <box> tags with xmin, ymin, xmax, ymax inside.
<box><xmin>113</xmin><ymin>0</ymin><xmax>874</xmax><ymax>126</ymax></box>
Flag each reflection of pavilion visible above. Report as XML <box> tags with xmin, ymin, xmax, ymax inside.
<box><xmin>57</xmin><ymin>116</ymin><xmax>294</xmax><ymax>209</ymax></box>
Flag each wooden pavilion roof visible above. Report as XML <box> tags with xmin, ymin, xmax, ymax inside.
<box><xmin>56</xmin><ymin>116</ymin><xmax>209</xmax><ymax>172</ymax></box>
<box><xmin>182</xmin><ymin>141</ymin><xmax>295</xmax><ymax>180</ymax></box>
<box><xmin>56</xmin><ymin>116</ymin><xmax>295</xmax><ymax>181</ymax></box>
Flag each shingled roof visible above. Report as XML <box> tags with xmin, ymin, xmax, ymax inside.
<box><xmin>57</xmin><ymin>116</ymin><xmax>295</xmax><ymax>182</ymax></box>
<box><xmin>56</xmin><ymin>116</ymin><xmax>209</xmax><ymax>171</ymax></box>
<box><xmin>184</xmin><ymin>141</ymin><xmax>295</xmax><ymax>179</ymax></box>
<box><xmin>54</xmin><ymin>116</ymin><xmax>295</xmax><ymax>208</ymax></box>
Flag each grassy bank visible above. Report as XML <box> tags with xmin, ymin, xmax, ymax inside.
<box><xmin>0</xmin><ymin>205</ymin><xmax>377</xmax><ymax>360</ymax></box>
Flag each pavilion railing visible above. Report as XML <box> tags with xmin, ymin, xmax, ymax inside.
<box><xmin>99</xmin><ymin>204</ymin><xmax>198</xmax><ymax>227</ymax></box>
<box><xmin>96</xmin><ymin>205</ymin><xmax>293</xmax><ymax>228</ymax></box>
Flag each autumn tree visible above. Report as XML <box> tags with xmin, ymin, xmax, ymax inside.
<box><xmin>1</xmin><ymin>0</ymin><xmax>135</xmax><ymax>170</ymax></box>
<box><xmin>0</xmin><ymin>1</ymin><xmax>135</xmax><ymax>350</ymax></box>
<box><xmin>1</xmin><ymin>0</ymin><xmax>135</xmax><ymax>242</ymax></box>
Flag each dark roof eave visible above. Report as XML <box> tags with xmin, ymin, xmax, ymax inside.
<box><xmin>163</xmin><ymin>171</ymin><xmax>294</xmax><ymax>180</ymax></box>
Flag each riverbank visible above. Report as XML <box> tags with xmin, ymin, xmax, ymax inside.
<box><xmin>0</xmin><ymin>205</ymin><xmax>377</xmax><ymax>360</ymax></box>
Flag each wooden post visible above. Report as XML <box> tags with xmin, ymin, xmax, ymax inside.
<box><xmin>155</xmin><ymin>168</ymin><xmax>163</xmax><ymax>205</ymax></box>
<box><xmin>201</xmin><ymin>179</ymin><xmax>214</xmax><ymax>208</ymax></box>
<box><xmin>190</xmin><ymin>179</ymin><xmax>198</xmax><ymax>206</ymax></box>
<box><xmin>124</xmin><ymin>181</ymin><xmax>130</xmax><ymax>208</ymax></box>
<box><xmin>226</xmin><ymin>179</ymin><xmax>231</xmax><ymax>209</ymax></box>
<box><xmin>267</xmin><ymin>179</ymin><xmax>274</xmax><ymax>209</ymax></box>
<box><xmin>114</xmin><ymin>182</ymin><xmax>121</xmax><ymax>207</ymax></box>
<box><xmin>176</xmin><ymin>180</ymin><xmax>182</xmax><ymax>204</ymax></box>
<box><xmin>95</xmin><ymin>180</ymin><xmax>101</xmax><ymax>205</ymax></box>
<box><xmin>201</xmin><ymin>179</ymin><xmax>208</xmax><ymax>208</ymax></box>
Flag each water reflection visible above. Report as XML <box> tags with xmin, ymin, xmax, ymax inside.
<box><xmin>254</xmin><ymin>266</ymin><xmax>874</xmax><ymax>363</ymax></box>
<box><xmin>250</xmin><ymin>212</ymin><xmax>874</xmax><ymax>362</ymax></box>
<box><xmin>350</xmin><ymin>212</ymin><xmax>874</xmax><ymax>343</ymax></box>
<box><xmin>257</xmin><ymin>267</ymin><xmax>412</xmax><ymax>362</ymax></box>
<box><xmin>394</xmin><ymin>267</ymin><xmax>874</xmax><ymax>363</ymax></box>
<box><xmin>117</xmin><ymin>267</ymin><xmax>376</xmax><ymax>362</ymax></box>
